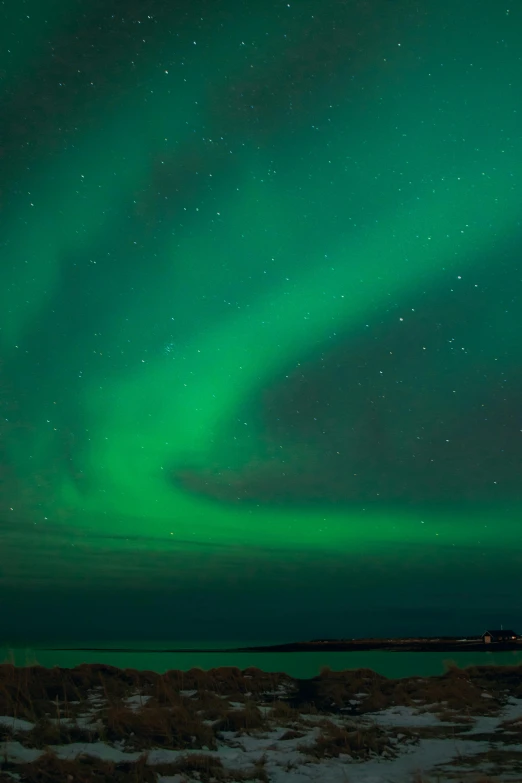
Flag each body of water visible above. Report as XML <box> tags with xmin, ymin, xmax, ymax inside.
<box><xmin>2</xmin><ymin>642</ymin><xmax>522</xmax><ymax>679</ymax></box>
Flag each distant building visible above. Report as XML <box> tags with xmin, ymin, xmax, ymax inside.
<box><xmin>482</xmin><ymin>629</ymin><xmax>519</xmax><ymax>644</ymax></box>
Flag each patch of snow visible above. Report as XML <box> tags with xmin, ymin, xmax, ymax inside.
<box><xmin>0</xmin><ymin>715</ymin><xmax>34</xmax><ymax>732</ymax></box>
<box><xmin>0</xmin><ymin>741</ymin><xmax>43</xmax><ymax>764</ymax></box>
<box><xmin>502</xmin><ymin>696</ymin><xmax>522</xmax><ymax>722</ymax></box>
<box><xmin>123</xmin><ymin>693</ymin><xmax>152</xmax><ymax>710</ymax></box>
<box><xmin>49</xmin><ymin>741</ymin><xmax>143</xmax><ymax>763</ymax></box>
<box><xmin>363</xmin><ymin>705</ymin><xmax>457</xmax><ymax>727</ymax></box>
<box><xmin>157</xmin><ymin>776</ymin><xmax>186</xmax><ymax>783</ymax></box>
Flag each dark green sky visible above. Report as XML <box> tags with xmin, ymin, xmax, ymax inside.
<box><xmin>1</xmin><ymin>0</ymin><xmax>521</xmax><ymax>643</ymax></box>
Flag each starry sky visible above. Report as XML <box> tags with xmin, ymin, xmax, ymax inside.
<box><xmin>1</xmin><ymin>0</ymin><xmax>521</xmax><ymax>644</ymax></box>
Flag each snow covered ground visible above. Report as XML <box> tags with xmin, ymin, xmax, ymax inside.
<box><xmin>1</xmin><ymin>662</ymin><xmax>522</xmax><ymax>782</ymax></box>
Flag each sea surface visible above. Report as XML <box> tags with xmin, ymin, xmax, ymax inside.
<box><xmin>2</xmin><ymin>641</ymin><xmax>522</xmax><ymax>679</ymax></box>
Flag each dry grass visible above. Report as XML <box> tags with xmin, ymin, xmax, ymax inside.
<box><xmin>0</xmin><ymin>662</ymin><xmax>285</xmax><ymax>782</ymax></box>
<box><xmin>1</xmin><ymin>747</ymin><xmax>270</xmax><ymax>783</ymax></box>
<box><xmin>1</xmin><ymin>660</ymin><xmax>522</xmax><ymax>782</ymax></box>
<box><xmin>2</xmin><ymin>748</ymin><xmax>156</xmax><ymax>783</ymax></box>
<box><xmin>162</xmin><ymin>665</ymin><xmax>291</xmax><ymax>701</ymax></box>
<box><xmin>297</xmin><ymin>717</ymin><xmax>397</xmax><ymax>761</ymax></box>
<box><xmin>213</xmin><ymin>702</ymin><xmax>267</xmax><ymax>734</ymax></box>
<box><xmin>22</xmin><ymin>716</ymin><xmax>97</xmax><ymax>748</ymax></box>
<box><xmin>410</xmin><ymin>776</ymin><xmax>509</xmax><ymax>783</ymax></box>
<box><xmin>102</xmin><ymin>700</ymin><xmax>218</xmax><ymax>750</ymax></box>
<box><xmin>295</xmin><ymin>661</ymin><xmax>522</xmax><ymax>719</ymax></box>
<box><xmin>267</xmin><ymin>698</ymin><xmax>300</xmax><ymax>723</ymax></box>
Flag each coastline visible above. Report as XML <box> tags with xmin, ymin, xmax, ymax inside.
<box><xmin>34</xmin><ymin>638</ymin><xmax>522</xmax><ymax>654</ymax></box>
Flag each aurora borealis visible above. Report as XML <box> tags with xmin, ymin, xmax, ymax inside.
<box><xmin>1</xmin><ymin>0</ymin><xmax>522</xmax><ymax>643</ymax></box>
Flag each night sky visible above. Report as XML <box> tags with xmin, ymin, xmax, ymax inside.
<box><xmin>1</xmin><ymin>0</ymin><xmax>521</xmax><ymax>644</ymax></box>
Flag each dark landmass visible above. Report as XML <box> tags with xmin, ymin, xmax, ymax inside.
<box><xmin>36</xmin><ymin>636</ymin><xmax>522</xmax><ymax>654</ymax></box>
<box><xmin>233</xmin><ymin>637</ymin><xmax>522</xmax><ymax>654</ymax></box>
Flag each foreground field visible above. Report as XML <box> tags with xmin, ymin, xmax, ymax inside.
<box><xmin>1</xmin><ymin>661</ymin><xmax>522</xmax><ymax>782</ymax></box>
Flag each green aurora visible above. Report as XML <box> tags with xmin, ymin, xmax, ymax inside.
<box><xmin>1</xmin><ymin>0</ymin><xmax>521</xmax><ymax>641</ymax></box>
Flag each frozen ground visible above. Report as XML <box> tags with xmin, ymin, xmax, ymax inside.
<box><xmin>1</xmin><ymin>662</ymin><xmax>522</xmax><ymax>782</ymax></box>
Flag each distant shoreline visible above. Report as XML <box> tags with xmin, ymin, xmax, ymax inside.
<box><xmin>32</xmin><ymin>638</ymin><xmax>522</xmax><ymax>654</ymax></box>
